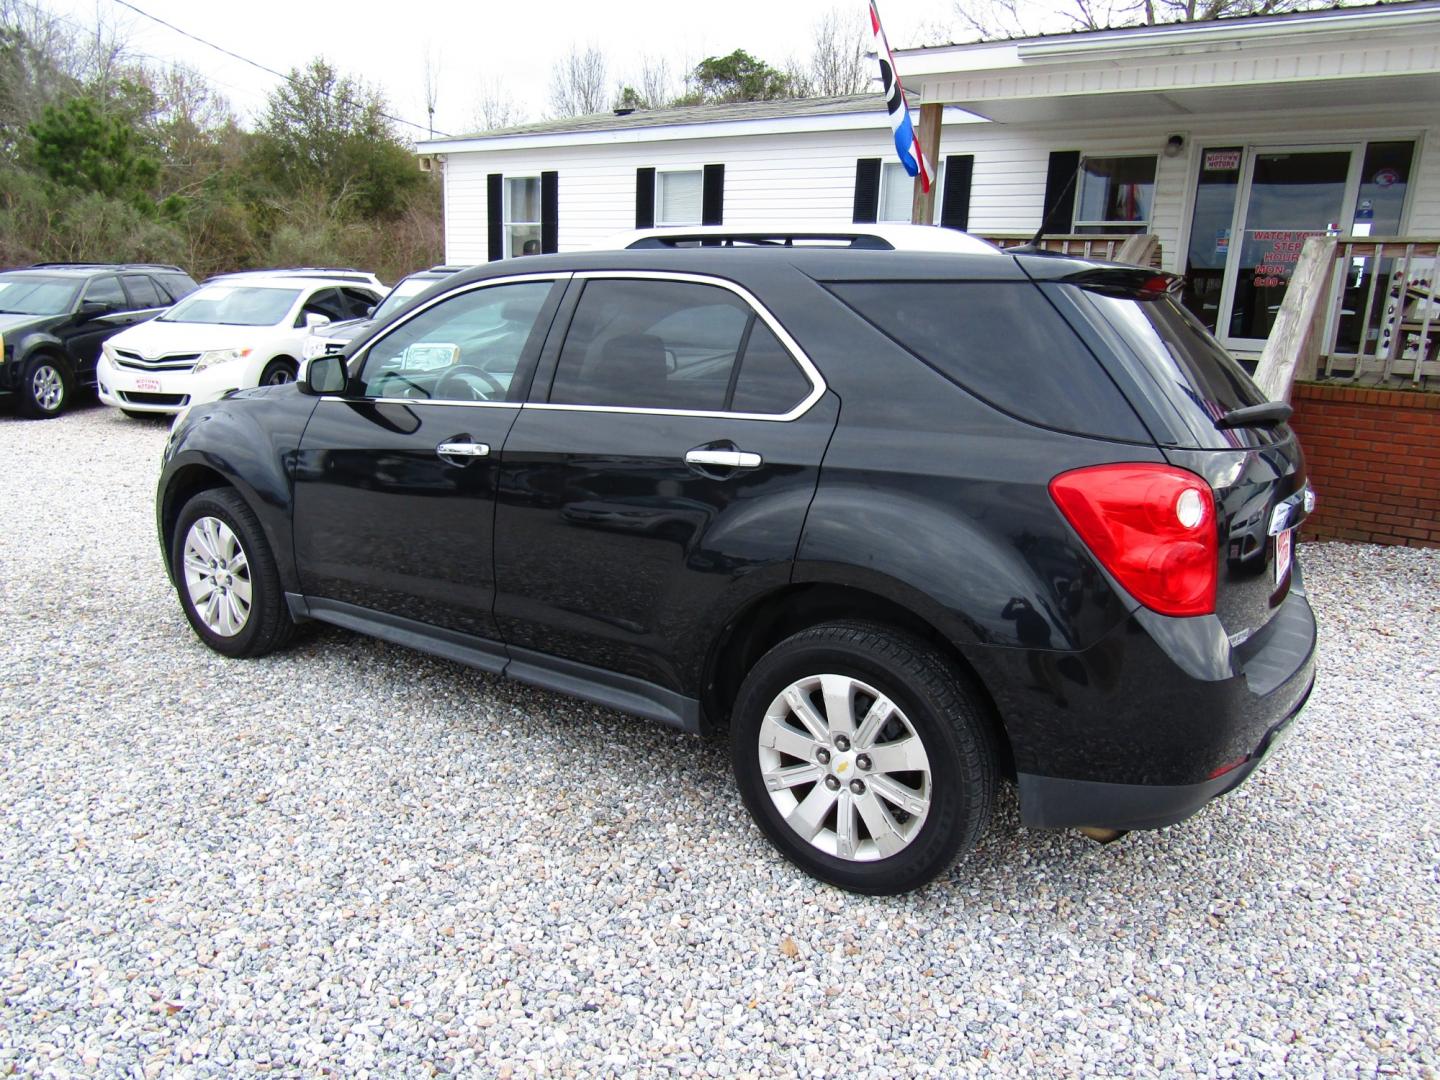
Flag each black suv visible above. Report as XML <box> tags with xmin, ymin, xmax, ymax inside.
<box><xmin>0</xmin><ymin>263</ymin><xmax>199</xmax><ymax>417</ymax></box>
<box><xmin>156</xmin><ymin>231</ymin><xmax>1316</xmax><ymax>894</ymax></box>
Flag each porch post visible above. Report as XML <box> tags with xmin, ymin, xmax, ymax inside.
<box><xmin>911</xmin><ymin>103</ymin><xmax>942</xmax><ymax>225</ymax></box>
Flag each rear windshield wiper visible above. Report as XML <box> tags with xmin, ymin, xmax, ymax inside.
<box><xmin>1214</xmin><ymin>401</ymin><xmax>1293</xmax><ymax>429</ymax></box>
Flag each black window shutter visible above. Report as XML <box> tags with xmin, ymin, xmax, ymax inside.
<box><xmin>486</xmin><ymin>173</ymin><xmax>504</xmax><ymax>261</ymax></box>
<box><xmin>1041</xmin><ymin>150</ymin><xmax>1081</xmax><ymax>235</ymax></box>
<box><xmin>939</xmin><ymin>155</ymin><xmax>974</xmax><ymax>231</ymax></box>
<box><xmin>635</xmin><ymin>167</ymin><xmax>656</xmax><ymax>229</ymax></box>
<box><xmin>702</xmin><ymin>163</ymin><xmax>725</xmax><ymax>226</ymax></box>
<box><xmin>852</xmin><ymin>158</ymin><xmax>881</xmax><ymax>224</ymax></box>
<box><xmin>540</xmin><ymin>171</ymin><xmax>559</xmax><ymax>254</ymax></box>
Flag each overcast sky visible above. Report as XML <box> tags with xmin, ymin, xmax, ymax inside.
<box><xmin>41</xmin><ymin>0</ymin><xmax>966</xmax><ymax>140</ymax></box>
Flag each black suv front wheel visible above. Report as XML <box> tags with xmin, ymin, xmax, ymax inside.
<box><xmin>172</xmin><ymin>489</ymin><xmax>295</xmax><ymax>658</ymax></box>
<box><xmin>18</xmin><ymin>354</ymin><xmax>72</xmax><ymax>418</ymax></box>
<box><xmin>732</xmin><ymin>621</ymin><xmax>997</xmax><ymax>894</ymax></box>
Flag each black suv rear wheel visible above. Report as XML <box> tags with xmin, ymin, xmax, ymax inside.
<box><xmin>731</xmin><ymin>621</ymin><xmax>997</xmax><ymax>894</ymax></box>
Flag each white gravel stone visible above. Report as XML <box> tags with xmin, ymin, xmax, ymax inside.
<box><xmin>1</xmin><ymin>401</ymin><xmax>1437</xmax><ymax>1078</ymax></box>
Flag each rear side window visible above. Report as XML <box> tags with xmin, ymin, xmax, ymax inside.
<box><xmin>549</xmin><ymin>279</ymin><xmax>811</xmax><ymax>415</ymax></box>
<box><xmin>827</xmin><ymin>281</ymin><xmax>1147</xmax><ymax>441</ymax></box>
<box><xmin>122</xmin><ymin>274</ymin><xmax>164</xmax><ymax>308</ymax></box>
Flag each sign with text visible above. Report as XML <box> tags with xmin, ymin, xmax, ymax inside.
<box><xmin>1249</xmin><ymin>229</ymin><xmax>1322</xmax><ymax>289</ymax></box>
<box><xmin>1204</xmin><ymin>149</ymin><xmax>1242</xmax><ymax>171</ymax></box>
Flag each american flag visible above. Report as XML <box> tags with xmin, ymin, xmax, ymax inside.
<box><xmin>870</xmin><ymin>0</ymin><xmax>932</xmax><ymax>193</ymax></box>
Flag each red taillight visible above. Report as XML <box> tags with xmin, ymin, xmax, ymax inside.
<box><xmin>1049</xmin><ymin>464</ymin><xmax>1217</xmax><ymax>617</ymax></box>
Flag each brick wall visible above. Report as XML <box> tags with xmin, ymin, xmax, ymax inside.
<box><xmin>1287</xmin><ymin>383</ymin><xmax>1440</xmax><ymax>548</ymax></box>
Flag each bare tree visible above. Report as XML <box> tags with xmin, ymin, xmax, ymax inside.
<box><xmin>612</xmin><ymin>54</ymin><xmax>682</xmax><ymax>111</ymax></box>
<box><xmin>548</xmin><ymin>44</ymin><xmax>607</xmax><ymax>119</ymax></box>
<box><xmin>470</xmin><ymin>76</ymin><xmax>522</xmax><ymax>132</ymax></box>
<box><xmin>950</xmin><ymin>0</ymin><xmax>1359</xmax><ymax>39</ymax></box>
<box><xmin>807</xmin><ymin>7</ymin><xmax>870</xmax><ymax>96</ymax></box>
<box><xmin>421</xmin><ymin>44</ymin><xmax>440</xmax><ymax>139</ymax></box>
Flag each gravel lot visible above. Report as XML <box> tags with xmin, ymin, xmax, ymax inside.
<box><xmin>1</xmin><ymin>399</ymin><xmax>1437</xmax><ymax>1078</ymax></box>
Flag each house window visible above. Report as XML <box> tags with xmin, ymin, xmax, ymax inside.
<box><xmin>656</xmin><ymin>170</ymin><xmax>703</xmax><ymax>226</ymax></box>
<box><xmin>880</xmin><ymin>160</ymin><xmax>945</xmax><ymax>224</ymax></box>
<box><xmin>505</xmin><ymin>176</ymin><xmax>541</xmax><ymax>256</ymax></box>
<box><xmin>1075</xmin><ymin>156</ymin><xmax>1157</xmax><ymax>234</ymax></box>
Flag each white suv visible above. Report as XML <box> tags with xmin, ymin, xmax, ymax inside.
<box><xmin>97</xmin><ymin>275</ymin><xmax>383</xmax><ymax>417</ymax></box>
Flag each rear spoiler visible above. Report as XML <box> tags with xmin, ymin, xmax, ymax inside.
<box><xmin>1062</xmin><ymin>267</ymin><xmax>1182</xmax><ymax>300</ymax></box>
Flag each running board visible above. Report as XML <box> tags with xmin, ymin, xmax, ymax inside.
<box><xmin>286</xmin><ymin>594</ymin><xmax>703</xmax><ymax>735</ymax></box>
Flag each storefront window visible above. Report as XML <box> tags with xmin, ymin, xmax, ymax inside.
<box><xmin>1181</xmin><ymin>147</ymin><xmax>1242</xmax><ymax>333</ymax></box>
<box><xmin>1074</xmin><ymin>156</ymin><xmax>1156</xmax><ymax>234</ymax></box>
<box><xmin>1334</xmin><ymin>141</ymin><xmax>1416</xmax><ymax>354</ymax></box>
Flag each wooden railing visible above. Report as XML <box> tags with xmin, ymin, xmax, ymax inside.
<box><xmin>979</xmin><ymin>232</ymin><xmax>1161</xmax><ymax>266</ymax></box>
<box><xmin>1255</xmin><ymin>236</ymin><xmax>1439</xmax><ymax>400</ymax></box>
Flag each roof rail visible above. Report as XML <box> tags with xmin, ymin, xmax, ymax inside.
<box><xmin>625</xmin><ymin>232</ymin><xmax>895</xmax><ymax>250</ymax></box>
<box><xmin>26</xmin><ymin>261</ymin><xmax>186</xmax><ymax>271</ymax></box>
<box><xmin>604</xmin><ymin>224</ymin><xmax>1002</xmax><ymax>256</ymax></box>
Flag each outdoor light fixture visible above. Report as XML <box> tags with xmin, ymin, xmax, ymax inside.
<box><xmin>1164</xmin><ymin>134</ymin><xmax>1186</xmax><ymax>157</ymax></box>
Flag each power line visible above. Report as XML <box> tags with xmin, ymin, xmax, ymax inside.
<box><xmin>105</xmin><ymin>0</ymin><xmax>452</xmax><ymax>139</ymax></box>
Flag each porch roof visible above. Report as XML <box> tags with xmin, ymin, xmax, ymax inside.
<box><xmin>896</xmin><ymin>1</ymin><xmax>1440</xmax><ymax>124</ymax></box>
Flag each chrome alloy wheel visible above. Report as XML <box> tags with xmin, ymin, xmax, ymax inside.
<box><xmin>31</xmin><ymin>363</ymin><xmax>64</xmax><ymax>412</ymax></box>
<box><xmin>758</xmin><ymin>674</ymin><xmax>932</xmax><ymax>862</ymax></box>
<box><xmin>181</xmin><ymin>516</ymin><xmax>252</xmax><ymax>637</ymax></box>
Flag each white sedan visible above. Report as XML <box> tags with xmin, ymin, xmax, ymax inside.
<box><xmin>97</xmin><ymin>276</ymin><xmax>383</xmax><ymax>417</ymax></box>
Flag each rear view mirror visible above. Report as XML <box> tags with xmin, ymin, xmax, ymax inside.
<box><xmin>304</xmin><ymin>353</ymin><xmax>348</xmax><ymax>395</ymax></box>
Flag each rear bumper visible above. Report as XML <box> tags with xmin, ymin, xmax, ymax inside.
<box><xmin>1017</xmin><ymin>672</ymin><xmax>1311</xmax><ymax>830</ymax></box>
<box><xmin>987</xmin><ymin>581</ymin><xmax>1317</xmax><ymax>831</ymax></box>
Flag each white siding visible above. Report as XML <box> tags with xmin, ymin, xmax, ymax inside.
<box><xmin>439</xmin><ymin>102</ymin><xmax>1440</xmax><ymax>276</ymax></box>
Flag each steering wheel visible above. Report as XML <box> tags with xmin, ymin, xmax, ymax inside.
<box><xmin>433</xmin><ymin>365</ymin><xmax>505</xmax><ymax>401</ymax></box>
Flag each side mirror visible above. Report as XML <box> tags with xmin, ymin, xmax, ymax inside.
<box><xmin>78</xmin><ymin>300</ymin><xmax>112</xmax><ymax>319</ymax></box>
<box><xmin>304</xmin><ymin>312</ymin><xmax>332</xmax><ymax>329</ymax></box>
<box><xmin>365</xmin><ymin>305</ymin><xmax>377</xmax><ymax>318</ymax></box>
<box><xmin>303</xmin><ymin>353</ymin><xmax>348</xmax><ymax>395</ymax></box>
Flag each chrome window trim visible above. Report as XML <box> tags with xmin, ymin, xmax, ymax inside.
<box><xmin>320</xmin><ymin>396</ymin><xmax>520</xmax><ymax>410</ymax></box>
<box><xmin>339</xmin><ymin>272</ymin><xmax>572</xmax><ymax>406</ymax></box>
<box><xmin>529</xmin><ymin>270</ymin><xmax>826</xmax><ymax>424</ymax></box>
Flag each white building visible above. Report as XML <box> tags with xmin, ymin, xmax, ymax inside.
<box><xmin>417</xmin><ymin>1</ymin><xmax>1440</xmax><ymax>357</ymax></box>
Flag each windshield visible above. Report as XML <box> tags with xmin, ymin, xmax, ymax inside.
<box><xmin>372</xmin><ymin>276</ymin><xmax>443</xmax><ymax>322</ymax></box>
<box><xmin>160</xmin><ymin>285</ymin><xmax>301</xmax><ymax>326</ymax></box>
<box><xmin>0</xmin><ymin>276</ymin><xmax>80</xmax><ymax>316</ymax></box>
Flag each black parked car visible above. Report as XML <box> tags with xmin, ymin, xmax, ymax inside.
<box><xmin>156</xmin><ymin>229</ymin><xmax>1316</xmax><ymax>894</ymax></box>
<box><xmin>0</xmin><ymin>263</ymin><xmax>199</xmax><ymax>417</ymax></box>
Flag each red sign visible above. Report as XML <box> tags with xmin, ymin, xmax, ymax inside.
<box><xmin>1204</xmin><ymin>150</ymin><xmax>1241</xmax><ymax>171</ymax></box>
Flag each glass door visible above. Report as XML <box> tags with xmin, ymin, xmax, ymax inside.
<box><xmin>1216</xmin><ymin>146</ymin><xmax>1361</xmax><ymax>350</ymax></box>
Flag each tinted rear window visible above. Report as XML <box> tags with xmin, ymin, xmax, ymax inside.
<box><xmin>826</xmin><ymin>281</ymin><xmax>1148</xmax><ymax>441</ymax></box>
<box><xmin>1083</xmin><ymin>291</ymin><xmax>1273</xmax><ymax>448</ymax></box>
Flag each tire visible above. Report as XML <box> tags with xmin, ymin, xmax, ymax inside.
<box><xmin>18</xmin><ymin>353</ymin><xmax>72</xmax><ymax>419</ymax></box>
<box><xmin>258</xmin><ymin>357</ymin><xmax>298</xmax><ymax>387</ymax></box>
<box><xmin>731</xmin><ymin>621</ymin><xmax>997</xmax><ymax>895</ymax></box>
<box><xmin>171</xmin><ymin>488</ymin><xmax>295</xmax><ymax>659</ymax></box>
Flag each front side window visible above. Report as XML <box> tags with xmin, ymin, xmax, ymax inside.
<box><xmin>1075</xmin><ymin>156</ymin><xmax>1157</xmax><ymax>234</ymax></box>
<box><xmin>656</xmin><ymin>170</ymin><xmax>703</xmax><ymax>226</ymax></box>
<box><xmin>548</xmin><ymin>278</ymin><xmax>810</xmax><ymax>414</ymax></box>
<box><xmin>161</xmin><ymin>286</ymin><xmax>301</xmax><ymax>326</ymax></box>
<box><xmin>356</xmin><ymin>280</ymin><xmax>554</xmax><ymax>402</ymax></box>
<box><xmin>506</xmin><ymin>177</ymin><xmax>541</xmax><ymax>257</ymax></box>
